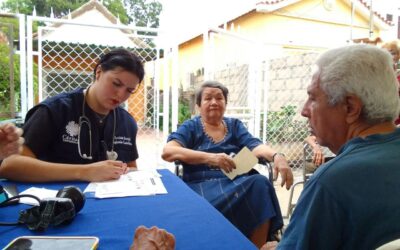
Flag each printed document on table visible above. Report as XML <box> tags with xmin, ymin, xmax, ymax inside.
<box><xmin>222</xmin><ymin>146</ymin><xmax>258</xmax><ymax>180</ymax></box>
<box><xmin>19</xmin><ymin>187</ymin><xmax>58</xmax><ymax>205</ymax></box>
<box><xmin>84</xmin><ymin>169</ymin><xmax>167</xmax><ymax>199</ymax></box>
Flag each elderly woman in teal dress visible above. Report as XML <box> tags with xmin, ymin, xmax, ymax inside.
<box><xmin>162</xmin><ymin>81</ymin><xmax>293</xmax><ymax>248</ymax></box>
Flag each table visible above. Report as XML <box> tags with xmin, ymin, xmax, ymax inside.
<box><xmin>0</xmin><ymin>169</ymin><xmax>256</xmax><ymax>250</ymax></box>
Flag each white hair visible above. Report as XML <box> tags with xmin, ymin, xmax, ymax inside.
<box><xmin>316</xmin><ymin>44</ymin><xmax>400</xmax><ymax>124</ymax></box>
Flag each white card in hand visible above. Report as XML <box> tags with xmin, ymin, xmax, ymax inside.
<box><xmin>222</xmin><ymin>146</ymin><xmax>258</xmax><ymax>180</ymax></box>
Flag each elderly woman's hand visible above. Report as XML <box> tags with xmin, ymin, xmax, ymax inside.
<box><xmin>0</xmin><ymin>123</ymin><xmax>24</xmax><ymax>160</ymax></box>
<box><xmin>273</xmin><ymin>154</ymin><xmax>293</xmax><ymax>190</ymax></box>
<box><xmin>208</xmin><ymin>153</ymin><xmax>236</xmax><ymax>173</ymax></box>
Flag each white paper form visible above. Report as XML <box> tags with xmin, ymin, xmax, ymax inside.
<box><xmin>84</xmin><ymin>169</ymin><xmax>167</xmax><ymax>199</ymax></box>
<box><xmin>222</xmin><ymin>146</ymin><xmax>258</xmax><ymax>180</ymax></box>
<box><xmin>19</xmin><ymin>187</ymin><xmax>58</xmax><ymax>206</ymax></box>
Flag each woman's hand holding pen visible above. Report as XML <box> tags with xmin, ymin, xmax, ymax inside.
<box><xmin>81</xmin><ymin>160</ymin><xmax>128</xmax><ymax>182</ymax></box>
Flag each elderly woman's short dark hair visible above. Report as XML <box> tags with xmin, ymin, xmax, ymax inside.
<box><xmin>195</xmin><ymin>81</ymin><xmax>229</xmax><ymax>106</ymax></box>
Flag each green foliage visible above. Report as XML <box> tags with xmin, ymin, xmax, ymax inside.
<box><xmin>102</xmin><ymin>0</ymin><xmax>130</xmax><ymax>24</ymax></box>
<box><xmin>265</xmin><ymin>105</ymin><xmax>308</xmax><ymax>143</ymax></box>
<box><xmin>0</xmin><ymin>43</ymin><xmax>38</xmax><ymax>117</ymax></box>
<box><xmin>0</xmin><ymin>17</ymin><xmax>19</xmax><ymax>40</ymax></box>
<box><xmin>0</xmin><ymin>43</ymin><xmax>20</xmax><ymax>113</ymax></box>
<box><xmin>178</xmin><ymin>100</ymin><xmax>191</xmax><ymax>125</ymax></box>
<box><xmin>124</xmin><ymin>0</ymin><xmax>162</xmax><ymax>28</ymax></box>
<box><xmin>1</xmin><ymin>0</ymin><xmax>87</xmax><ymax>18</ymax></box>
<box><xmin>0</xmin><ymin>0</ymin><xmax>162</xmax><ymax>27</ymax></box>
<box><xmin>158</xmin><ymin>101</ymin><xmax>191</xmax><ymax>132</ymax></box>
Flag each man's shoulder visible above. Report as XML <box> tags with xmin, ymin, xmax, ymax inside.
<box><xmin>312</xmin><ymin>138</ymin><xmax>400</xmax><ymax>197</ymax></box>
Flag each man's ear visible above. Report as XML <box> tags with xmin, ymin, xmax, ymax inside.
<box><xmin>345</xmin><ymin>94</ymin><xmax>363</xmax><ymax>124</ymax></box>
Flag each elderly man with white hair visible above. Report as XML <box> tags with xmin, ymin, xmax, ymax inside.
<box><xmin>265</xmin><ymin>44</ymin><xmax>400</xmax><ymax>250</ymax></box>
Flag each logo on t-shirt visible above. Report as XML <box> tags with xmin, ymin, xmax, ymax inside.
<box><xmin>62</xmin><ymin>121</ymin><xmax>79</xmax><ymax>144</ymax></box>
<box><xmin>66</xmin><ymin>121</ymin><xmax>79</xmax><ymax>136</ymax></box>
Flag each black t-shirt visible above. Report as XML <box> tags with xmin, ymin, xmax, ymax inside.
<box><xmin>23</xmin><ymin>89</ymin><xmax>139</xmax><ymax>164</ymax></box>
<box><xmin>23</xmin><ymin>106</ymin><xmax>54</xmax><ymax>158</ymax></box>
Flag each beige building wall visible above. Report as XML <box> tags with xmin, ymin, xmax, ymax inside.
<box><xmin>177</xmin><ymin>0</ymin><xmax>386</xmax><ymax>90</ymax></box>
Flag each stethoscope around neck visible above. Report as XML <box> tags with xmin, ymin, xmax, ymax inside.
<box><xmin>77</xmin><ymin>87</ymin><xmax>118</xmax><ymax>161</ymax></box>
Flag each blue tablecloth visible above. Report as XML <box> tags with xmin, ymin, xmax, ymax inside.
<box><xmin>0</xmin><ymin>169</ymin><xmax>256</xmax><ymax>250</ymax></box>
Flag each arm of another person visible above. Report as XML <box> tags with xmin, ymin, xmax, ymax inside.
<box><xmin>252</xmin><ymin>144</ymin><xmax>293</xmax><ymax>189</ymax></box>
<box><xmin>162</xmin><ymin>140</ymin><xmax>236</xmax><ymax>173</ymax></box>
<box><xmin>0</xmin><ymin>123</ymin><xmax>24</xmax><ymax>160</ymax></box>
<box><xmin>0</xmin><ymin>145</ymin><xmax>128</xmax><ymax>182</ymax></box>
<box><xmin>305</xmin><ymin>135</ymin><xmax>325</xmax><ymax>166</ymax></box>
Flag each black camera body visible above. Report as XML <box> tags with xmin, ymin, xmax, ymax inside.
<box><xmin>18</xmin><ymin>186</ymin><xmax>85</xmax><ymax>231</ymax></box>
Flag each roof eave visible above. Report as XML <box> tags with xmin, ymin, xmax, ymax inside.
<box><xmin>344</xmin><ymin>0</ymin><xmax>392</xmax><ymax>30</ymax></box>
<box><xmin>255</xmin><ymin>0</ymin><xmax>301</xmax><ymax>13</ymax></box>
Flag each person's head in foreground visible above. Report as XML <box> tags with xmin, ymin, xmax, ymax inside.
<box><xmin>274</xmin><ymin>44</ymin><xmax>400</xmax><ymax>249</ymax></box>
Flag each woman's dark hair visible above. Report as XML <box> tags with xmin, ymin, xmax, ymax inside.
<box><xmin>93</xmin><ymin>48</ymin><xmax>145</xmax><ymax>82</ymax></box>
<box><xmin>195</xmin><ymin>81</ymin><xmax>229</xmax><ymax>106</ymax></box>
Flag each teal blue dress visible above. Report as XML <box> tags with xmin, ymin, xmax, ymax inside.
<box><xmin>167</xmin><ymin>116</ymin><xmax>283</xmax><ymax>238</ymax></box>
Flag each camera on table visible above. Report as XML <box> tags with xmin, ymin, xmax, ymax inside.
<box><xmin>18</xmin><ymin>186</ymin><xmax>85</xmax><ymax>231</ymax></box>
